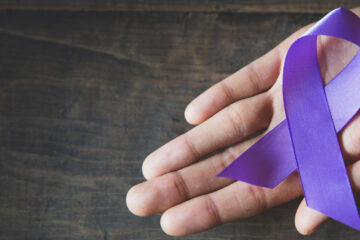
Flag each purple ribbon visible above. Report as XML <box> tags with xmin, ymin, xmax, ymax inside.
<box><xmin>218</xmin><ymin>8</ymin><xmax>360</xmax><ymax>230</ymax></box>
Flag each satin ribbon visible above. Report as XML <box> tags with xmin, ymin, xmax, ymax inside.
<box><xmin>218</xmin><ymin>7</ymin><xmax>360</xmax><ymax>230</ymax></box>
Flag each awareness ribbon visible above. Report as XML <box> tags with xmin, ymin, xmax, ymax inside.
<box><xmin>218</xmin><ymin>7</ymin><xmax>360</xmax><ymax>230</ymax></box>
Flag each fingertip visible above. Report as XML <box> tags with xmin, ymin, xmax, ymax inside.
<box><xmin>126</xmin><ymin>184</ymin><xmax>151</xmax><ymax>217</ymax></box>
<box><xmin>160</xmin><ymin>210</ymin><xmax>184</xmax><ymax>236</ymax></box>
<box><xmin>295</xmin><ymin>199</ymin><xmax>314</xmax><ymax>235</ymax></box>
<box><xmin>295</xmin><ymin>198</ymin><xmax>327</xmax><ymax>235</ymax></box>
<box><xmin>142</xmin><ymin>155</ymin><xmax>157</xmax><ymax>180</ymax></box>
<box><xmin>184</xmin><ymin>103</ymin><xmax>202</xmax><ymax>125</ymax></box>
<box><xmin>126</xmin><ymin>185</ymin><xmax>142</xmax><ymax>216</ymax></box>
<box><xmin>295</xmin><ymin>213</ymin><xmax>313</xmax><ymax>235</ymax></box>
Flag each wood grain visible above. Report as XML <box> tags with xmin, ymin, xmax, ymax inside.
<box><xmin>0</xmin><ymin>0</ymin><xmax>358</xmax><ymax>13</ymax></box>
<box><xmin>0</xmin><ymin>5</ymin><xmax>359</xmax><ymax>240</ymax></box>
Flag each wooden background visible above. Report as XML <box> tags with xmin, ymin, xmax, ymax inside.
<box><xmin>1</xmin><ymin>1</ymin><xmax>360</xmax><ymax>239</ymax></box>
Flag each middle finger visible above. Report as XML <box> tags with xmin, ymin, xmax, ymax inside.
<box><xmin>142</xmin><ymin>92</ymin><xmax>273</xmax><ymax>180</ymax></box>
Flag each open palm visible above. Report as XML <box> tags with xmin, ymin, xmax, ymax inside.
<box><xmin>127</xmin><ymin>8</ymin><xmax>360</xmax><ymax>236</ymax></box>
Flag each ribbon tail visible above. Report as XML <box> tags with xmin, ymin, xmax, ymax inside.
<box><xmin>217</xmin><ymin>120</ymin><xmax>297</xmax><ymax>188</ymax></box>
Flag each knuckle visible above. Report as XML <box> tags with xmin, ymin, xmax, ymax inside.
<box><xmin>226</xmin><ymin>104</ymin><xmax>247</xmax><ymax>137</ymax></box>
<box><xmin>246</xmin><ymin>62</ymin><xmax>262</xmax><ymax>93</ymax></box>
<box><xmin>204</xmin><ymin>195</ymin><xmax>222</xmax><ymax>225</ymax></box>
<box><xmin>220</xmin><ymin>81</ymin><xmax>235</xmax><ymax>103</ymax></box>
<box><xmin>246</xmin><ymin>184</ymin><xmax>268</xmax><ymax>213</ymax></box>
<box><xmin>183</xmin><ymin>132</ymin><xmax>201</xmax><ymax>160</ymax></box>
<box><xmin>170</xmin><ymin>172</ymin><xmax>190</xmax><ymax>201</ymax></box>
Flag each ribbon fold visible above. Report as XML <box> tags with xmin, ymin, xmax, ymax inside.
<box><xmin>218</xmin><ymin>7</ymin><xmax>360</xmax><ymax>230</ymax></box>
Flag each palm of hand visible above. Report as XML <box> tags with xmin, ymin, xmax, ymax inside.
<box><xmin>127</xmin><ymin>8</ymin><xmax>360</xmax><ymax>236</ymax></box>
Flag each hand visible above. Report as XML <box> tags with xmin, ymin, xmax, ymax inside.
<box><xmin>126</xmin><ymin>8</ymin><xmax>360</xmax><ymax>236</ymax></box>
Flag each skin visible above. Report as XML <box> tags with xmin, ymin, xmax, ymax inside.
<box><xmin>126</xmin><ymin>7</ymin><xmax>360</xmax><ymax>236</ymax></box>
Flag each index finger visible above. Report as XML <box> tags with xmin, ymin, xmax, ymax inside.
<box><xmin>184</xmin><ymin>24</ymin><xmax>314</xmax><ymax>125</ymax></box>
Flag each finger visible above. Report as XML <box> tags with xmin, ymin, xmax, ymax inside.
<box><xmin>184</xmin><ymin>48</ymin><xmax>280</xmax><ymax>125</ymax></box>
<box><xmin>339</xmin><ymin>112</ymin><xmax>360</xmax><ymax>163</ymax></box>
<box><xmin>295</xmin><ymin>159</ymin><xmax>360</xmax><ymax>235</ymax></box>
<box><xmin>142</xmin><ymin>92</ymin><xmax>273</xmax><ymax>180</ymax></box>
<box><xmin>160</xmin><ymin>171</ymin><xmax>303</xmax><ymax>236</ymax></box>
<box><xmin>184</xmin><ymin>22</ymin><xmax>317</xmax><ymax>126</ymax></box>
<box><xmin>185</xmin><ymin>8</ymin><xmax>360</xmax><ymax>125</ymax></box>
<box><xmin>127</xmin><ymin>136</ymin><xmax>261</xmax><ymax>216</ymax></box>
<box><xmin>294</xmin><ymin>198</ymin><xmax>328</xmax><ymax>235</ymax></box>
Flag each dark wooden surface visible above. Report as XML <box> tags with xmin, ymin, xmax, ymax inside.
<box><xmin>0</xmin><ymin>0</ymin><xmax>358</xmax><ymax>13</ymax></box>
<box><xmin>0</xmin><ymin>2</ymin><xmax>359</xmax><ymax>240</ymax></box>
